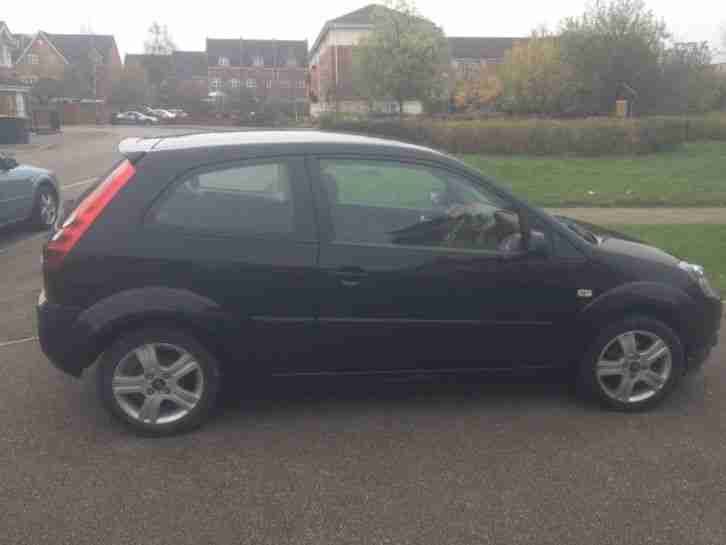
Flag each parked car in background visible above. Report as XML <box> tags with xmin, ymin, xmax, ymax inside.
<box><xmin>168</xmin><ymin>109</ymin><xmax>189</xmax><ymax>118</ymax></box>
<box><xmin>147</xmin><ymin>108</ymin><xmax>176</xmax><ymax>121</ymax></box>
<box><xmin>37</xmin><ymin>131</ymin><xmax>722</xmax><ymax>436</ymax></box>
<box><xmin>0</xmin><ymin>152</ymin><xmax>60</xmax><ymax>230</ymax></box>
<box><xmin>112</xmin><ymin>111</ymin><xmax>159</xmax><ymax>125</ymax></box>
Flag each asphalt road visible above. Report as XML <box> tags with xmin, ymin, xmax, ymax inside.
<box><xmin>1</xmin><ymin>126</ymin><xmax>725</xmax><ymax>545</ymax></box>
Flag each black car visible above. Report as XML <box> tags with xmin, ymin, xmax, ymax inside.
<box><xmin>0</xmin><ymin>152</ymin><xmax>60</xmax><ymax>230</ymax></box>
<box><xmin>37</xmin><ymin>131</ymin><xmax>722</xmax><ymax>435</ymax></box>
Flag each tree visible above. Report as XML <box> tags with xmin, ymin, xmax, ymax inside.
<box><xmin>144</xmin><ymin>22</ymin><xmax>176</xmax><ymax>55</ymax></box>
<box><xmin>61</xmin><ymin>63</ymin><xmax>95</xmax><ymax>99</ymax></box>
<box><xmin>452</xmin><ymin>65</ymin><xmax>503</xmax><ymax>112</ymax></box>
<box><xmin>31</xmin><ymin>78</ymin><xmax>64</xmax><ymax>105</ymax></box>
<box><xmin>109</xmin><ymin>65</ymin><xmax>148</xmax><ymax>108</ymax></box>
<box><xmin>658</xmin><ymin>42</ymin><xmax>720</xmax><ymax>113</ymax></box>
<box><xmin>498</xmin><ymin>31</ymin><xmax>576</xmax><ymax>115</ymax></box>
<box><xmin>167</xmin><ymin>79</ymin><xmax>208</xmax><ymax>114</ymax></box>
<box><xmin>354</xmin><ymin>0</ymin><xmax>449</xmax><ymax>115</ymax></box>
<box><xmin>560</xmin><ymin>0</ymin><xmax>669</xmax><ymax>115</ymax></box>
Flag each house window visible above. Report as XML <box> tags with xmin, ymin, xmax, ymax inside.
<box><xmin>218</xmin><ymin>56</ymin><xmax>230</xmax><ymax>66</ymax></box>
<box><xmin>296</xmin><ymin>80</ymin><xmax>305</xmax><ymax>89</ymax></box>
<box><xmin>246</xmin><ymin>78</ymin><xmax>257</xmax><ymax>88</ymax></box>
<box><xmin>210</xmin><ymin>78</ymin><xmax>221</xmax><ymax>91</ymax></box>
<box><xmin>228</xmin><ymin>78</ymin><xmax>240</xmax><ymax>89</ymax></box>
<box><xmin>0</xmin><ymin>46</ymin><xmax>11</xmax><ymax>68</ymax></box>
<box><xmin>253</xmin><ymin>55</ymin><xmax>264</xmax><ymax>67</ymax></box>
<box><xmin>21</xmin><ymin>76</ymin><xmax>38</xmax><ymax>85</ymax></box>
<box><xmin>265</xmin><ymin>80</ymin><xmax>272</xmax><ymax>89</ymax></box>
<box><xmin>15</xmin><ymin>92</ymin><xmax>27</xmax><ymax>118</ymax></box>
<box><xmin>280</xmin><ymin>80</ymin><xmax>290</xmax><ymax>88</ymax></box>
<box><xmin>27</xmin><ymin>53</ymin><xmax>39</xmax><ymax>65</ymax></box>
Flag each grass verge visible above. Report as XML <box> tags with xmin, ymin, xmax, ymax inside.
<box><xmin>461</xmin><ymin>141</ymin><xmax>726</xmax><ymax>207</ymax></box>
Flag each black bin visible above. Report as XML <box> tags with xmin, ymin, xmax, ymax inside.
<box><xmin>0</xmin><ymin>117</ymin><xmax>30</xmax><ymax>145</ymax></box>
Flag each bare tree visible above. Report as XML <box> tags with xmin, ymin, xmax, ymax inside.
<box><xmin>144</xmin><ymin>22</ymin><xmax>176</xmax><ymax>55</ymax></box>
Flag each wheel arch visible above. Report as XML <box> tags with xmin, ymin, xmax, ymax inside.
<box><xmin>77</xmin><ymin>287</ymin><xmax>245</xmax><ymax>373</ymax></box>
<box><xmin>575</xmin><ymin>281</ymin><xmax>699</xmax><ymax>363</ymax></box>
<box><xmin>33</xmin><ymin>176</ymin><xmax>59</xmax><ymax>201</ymax></box>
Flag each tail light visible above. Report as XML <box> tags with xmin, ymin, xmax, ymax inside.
<box><xmin>44</xmin><ymin>159</ymin><xmax>136</xmax><ymax>270</ymax></box>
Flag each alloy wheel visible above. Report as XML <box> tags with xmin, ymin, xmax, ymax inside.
<box><xmin>39</xmin><ymin>191</ymin><xmax>57</xmax><ymax>226</ymax></box>
<box><xmin>112</xmin><ymin>343</ymin><xmax>204</xmax><ymax>425</ymax></box>
<box><xmin>596</xmin><ymin>330</ymin><xmax>672</xmax><ymax>404</ymax></box>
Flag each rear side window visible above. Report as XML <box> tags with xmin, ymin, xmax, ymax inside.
<box><xmin>152</xmin><ymin>161</ymin><xmax>295</xmax><ymax>237</ymax></box>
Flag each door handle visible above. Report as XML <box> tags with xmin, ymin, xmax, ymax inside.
<box><xmin>331</xmin><ymin>266</ymin><xmax>368</xmax><ymax>287</ymax></box>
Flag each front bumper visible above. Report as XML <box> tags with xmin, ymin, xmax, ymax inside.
<box><xmin>686</xmin><ymin>297</ymin><xmax>722</xmax><ymax>372</ymax></box>
<box><xmin>37</xmin><ymin>291</ymin><xmax>91</xmax><ymax>377</ymax></box>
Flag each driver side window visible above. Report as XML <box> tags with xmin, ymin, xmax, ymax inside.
<box><xmin>320</xmin><ymin>159</ymin><xmax>521</xmax><ymax>253</ymax></box>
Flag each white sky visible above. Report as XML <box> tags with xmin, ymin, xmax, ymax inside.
<box><xmin>4</xmin><ymin>0</ymin><xmax>725</xmax><ymax>60</ymax></box>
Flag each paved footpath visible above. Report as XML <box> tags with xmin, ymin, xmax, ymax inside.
<box><xmin>547</xmin><ymin>207</ymin><xmax>726</xmax><ymax>224</ymax></box>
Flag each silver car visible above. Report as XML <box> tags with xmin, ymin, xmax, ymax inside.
<box><xmin>0</xmin><ymin>152</ymin><xmax>60</xmax><ymax>229</ymax></box>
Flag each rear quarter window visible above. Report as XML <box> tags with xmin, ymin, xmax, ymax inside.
<box><xmin>151</xmin><ymin>161</ymin><xmax>296</xmax><ymax>238</ymax></box>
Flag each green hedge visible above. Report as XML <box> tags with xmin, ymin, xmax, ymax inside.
<box><xmin>677</xmin><ymin>114</ymin><xmax>726</xmax><ymax>142</ymax></box>
<box><xmin>319</xmin><ymin>116</ymin><xmax>692</xmax><ymax>156</ymax></box>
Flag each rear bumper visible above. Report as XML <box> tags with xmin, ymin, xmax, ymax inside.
<box><xmin>37</xmin><ymin>291</ymin><xmax>94</xmax><ymax>378</ymax></box>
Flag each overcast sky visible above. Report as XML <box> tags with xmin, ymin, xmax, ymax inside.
<box><xmin>5</xmin><ymin>0</ymin><xmax>725</xmax><ymax>60</ymax></box>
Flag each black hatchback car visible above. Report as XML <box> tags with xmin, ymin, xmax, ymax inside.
<box><xmin>38</xmin><ymin>131</ymin><xmax>722</xmax><ymax>435</ymax></box>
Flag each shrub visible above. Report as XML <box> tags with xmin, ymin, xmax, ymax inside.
<box><xmin>319</xmin><ymin>116</ymin><xmax>687</xmax><ymax>156</ymax></box>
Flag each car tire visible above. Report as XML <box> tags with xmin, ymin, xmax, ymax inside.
<box><xmin>30</xmin><ymin>185</ymin><xmax>58</xmax><ymax>230</ymax></box>
<box><xmin>577</xmin><ymin>316</ymin><xmax>684</xmax><ymax>411</ymax></box>
<box><xmin>97</xmin><ymin>327</ymin><xmax>221</xmax><ymax>436</ymax></box>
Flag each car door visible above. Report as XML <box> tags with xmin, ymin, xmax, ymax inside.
<box><xmin>137</xmin><ymin>155</ymin><xmax>321</xmax><ymax>374</ymax></box>
<box><xmin>0</xmin><ymin>158</ymin><xmax>33</xmax><ymax>225</ymax></box>
<box><xmin>309</xmin><ymin>155</ymin><xmax>584</xmax><ymax>374</ymax></box>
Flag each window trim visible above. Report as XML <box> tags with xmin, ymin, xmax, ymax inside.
<box><xmin>144</xmin><ymin>156</ymin><xmax>317</xmax><ymax>244</ymax></box>
<box><xmin>308</xmin><ymin>154</ymin><xmax>528</xmax><ymax>256</ymax></box>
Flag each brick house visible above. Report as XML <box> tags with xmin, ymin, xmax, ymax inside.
<box><xmin>309</xmin><ymin>4</ymin><xmax>524</xmax><ymax>117</ymax></box>
<box><xmin>0</xmin><ymin>24</ymin><xmax>121</xmax><ymax>101</ymax></box>
<box><xmin>206</xmin><ymin>38</ymin><xmax>307</xmax><ymax>112</ymax></box>
<box><xmin>0</xmin><ymin>21</ymin><xmax>31</xmax><ymax>119</ymax></box>
<box><xmin>448</xmin><ymin>36</ymin><xmax>525</xmax><ymax>80</ymax></box>
<box><xmin>309</xmin><ymin>4</ymin><xmax>418</xmax><ymax>117</ymax></box>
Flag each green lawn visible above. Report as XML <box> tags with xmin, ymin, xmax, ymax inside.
<box><xmin>461</xmin><ymin>141</ymin><xmax>726</xmax><ymax>207</ymax></box>
<box><xmin>610</xmin><ymin>224</ymin><xmax>726</xmax><ymax>295</ymax></box>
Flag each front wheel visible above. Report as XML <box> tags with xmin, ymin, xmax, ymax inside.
<box><xmin>578</xmin><ymin>316</ymin><xmax>685</xmax><ymax>411</ymax></box>
<box><xmin>97</xmin><ymin>327</ymin><xmax>221</xmax><ymax>436</ymax></box>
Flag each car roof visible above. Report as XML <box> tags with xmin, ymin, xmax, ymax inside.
<box><xmin>120</xmin><ymin>130</ymin><xmax>447</xmax><ymax>158</ymax></box>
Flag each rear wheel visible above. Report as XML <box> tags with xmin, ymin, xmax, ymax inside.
<box><xmin>578</xmin><ymin>316</ymin><xmax>684</xmax><ymax>411</ymax></box>
<box><xmin>97</xmin><ymin>327</ymin><xmax>221</xmax><ymax>436</ymax></box>
<box><xmin>31</xmin><ymin>185</ymin><xmax>58</xmax><ymax>229</ymax></box>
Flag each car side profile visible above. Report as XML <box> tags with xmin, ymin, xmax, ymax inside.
<box><xmin>112</xmin><ymin>111</ymin><xmax>159</xmax><ymax>125</ymax></box>
<box><xmin>0</xmin><ymin>152</ymin><xmax>60</xmax><ymax>230</ymax></box>
<box><xmin>37</xmin><ymin>131</ymin><xmax>722</xmax><ymax>435</ymax></box>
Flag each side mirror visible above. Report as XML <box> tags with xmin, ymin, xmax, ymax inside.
<box><xmin>526</xmin><ymin>230</ymin><xmax>549</xmax><ymax>257</ymax></box>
